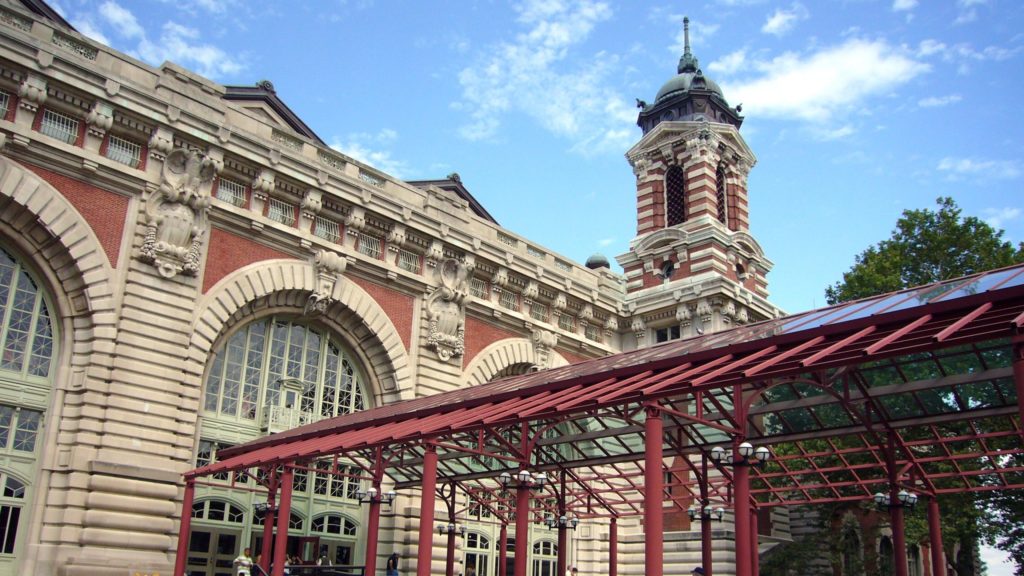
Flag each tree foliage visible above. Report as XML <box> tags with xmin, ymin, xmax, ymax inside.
<box><xmin>825</xmin><ymin>196</ymin><xmax>1024</xmax><ymax>575</ymax></box>
<box><xmin>825</xmin><ymin>197</ymin><xmax>1024</xmax><ymax>305</ymax></box>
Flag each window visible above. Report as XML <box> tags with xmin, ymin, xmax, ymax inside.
<box><xmin>356</xmin><ymin>232</ymin><xmax>383</xmax><ymax>259</ymax></box>
<box><xmin>0</xmin><ymin>474</ymin><xmax>25</xmax><ymax>554</ymax></box>
<box><xmin>191</xmin><ymin>500</ymin><xmax>245</xmax><ymax>523</ymax></box>
<box><xmin>252</xmin><ymin>510</ymin><xmax>303</xmax><ymax>530</ymax></box>
<box><xmin>497</xmin><ymin>288</ymin><xmax>518</xmax><ymax>311</ymax></box>
<box><xmin>655</xmin><ymin>326</ymin><xmax>681</xmax><ymax>343</ymax></box>
<box><xmin>39</xmin><ymin>109</ymin><xmax>79</xmax><ymax>144</ymax></box>
<box><xmin>531</xmin><ymin>541</ymin><xmax>557</xmax><ymax>576</ymax></box>
<box><xmin>465</xmin><ymin>532</ymin><xmax>492</xmax><ymax>576</ymax></box>
<box><xmin>267</xmin><ymin>198</ymin><xmax>296</xmax><ymax>226</ymax></box>
<box><xmin>666</xmin><ymin>165</ymin><xmax>686</xmax><ymax>226</ymax></box>
<box><xmin>529</xmin><ymin>301</ymin><xmax>549</xmax><ymax>322</ymax></box>
<box><xmin>311</xmin><ymin>514</ymin><xmax>357</xmax><ymax>536</ymax></box>
<box><xmin>470</xmin><ymin>278</ymin><xmax>488</xmax><ymax>299</ymax></box>
<box><xmin>104</xmin><ymin>134</ymin><xmax>142</xmax><ymax>168</ymax></box>
<box><xmin>557</xmin><ymin>313</ymin><xmax>574</xmax><ymax>332</ymax></box>
<box><xmin>313</xmin><ymin>216</ymin><xmax>340</xmax><ymax>243</ymax></box>
<box><xmin>0</xmin><ymin>248</ymin><xmax>54</xmax><ymax>378</ymax></box>
<box><xmin>716</xmin><ymin>163</ymin><xmax>728</xmax><ymax>225</ymax></box>
<box><xmin>215</xmin><ymin>177</ymin><xmax>247</xmax><ymax>208</ymax></box>
<box><xmin>397</xmin><ymin>249</ymin><xmax>422</xmax><ymax>274</ymax></box>
<box><xmin>584</xmin><ymin>323</ymin><xmax>602</xmax><ymax>343</ymax></box>
<box><xmin>202</xmin><ymin>318</ymin><xmax>370</xmax><ymax>422</ymax></box>
<box><xmin>312</xmin><ymin>461</ymin><xmax>361</xmax><ymax>500</ymax></box>
<box><xmin>0</xmin><ymin>92</ymin><xmax>9</xmax><ymax>119</ymax></box>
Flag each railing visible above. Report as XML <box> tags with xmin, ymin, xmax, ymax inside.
<box><xmin>284</xmin><ymin>565</ymin><xmax>365</xmax><ymax>576</ymax></box>
<box><xmin>260</xmin><ymin>405</ymin><xmax>324</xmax><ymax>433</ymax></box>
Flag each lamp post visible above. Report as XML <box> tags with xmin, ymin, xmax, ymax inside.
<box><xmin>687</xmin><ymin>505</ymin><xmax>726</xmax><ymax>523</ymax></box>
<box><xmin>500</xmin><ymin>470</ymin><xmax>547</xmax><ymax>576</ymax></box>
<box><xmin>710</xmin><ymin>441</ymin><xmax>771</xmax><ymax>576</ymax></box>
<box><xmin>356</xmin><ymin>485</ymin><xmax>397</xmax><ymax>576</ymax></box>
<box><xmin>874</xmin><ymin>488</ymin><xmax>918</xmax><ymax>576</ymax></box>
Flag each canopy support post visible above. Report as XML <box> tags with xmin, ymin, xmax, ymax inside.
<box><xmin>751</xmin><ymin>507</ymin><xmax>760</xmax><ymax>576</ymax></box>
<box><xmin>172</xmin><ymin>478</ymin><xmax>195</xmax><ymax>576</ymax></box>
<box><xmin>1014</xmin><ymin>334</ymin><xmax>1024</xmax><ymax>430</ymax></box>
<box><xmin>700</xmin><ymin>455</ymin><xmax>713</xmax><ymax>576</ymax></box>
<box><xmin>557</xmin><ymin>471</ymin><xmax>567</xmax><ymax>576</ymax></box>
<box><xmin>272</xmin><ymin>466</ymin><xmax>293</xmax><ymax>576</ymax></box>
<box><xmin>928</xmin><ymin>497</ymin><xmax>947</xmax><ymax>576</ymax></box>
<box><xmin>644</xmin><ymin>404</ymin><xmax>664</xmax><ymax>576</ymax></box>
<box><xmin>261</xmin><ymin>470</ymin><xmax>277</xmax><ymax>573</ymax></box>
<box><xmin>734</xmin><ymin>441</ymin><xmax>752</xmax><ymax>576</ymax></box>
<box><xmin>498</xmin><ymin>523</ymin><xmax>508</xmax><ymax>576</ymax></box>
<box><xmin>417</xmin><ymin>443</ymin><xmax>439</xmax><ymax>576</ymax></box>
<box><xmin>609</xmin><ymin>517</ymin><xmax>618</xmax><ymax>576</ymax></box>
<box><xmin>514</xmin><ymin>473</ymin><xmax>531</xmax><ymax>576</ymax></box>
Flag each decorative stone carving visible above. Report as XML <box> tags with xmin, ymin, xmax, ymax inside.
<box><xmin>736</xmin><ymin>306</ymin><xmax>749</xmax><ymax>325</ymax></box>
<box><xmin>632</xmin><ymin>156</ymin><xmax>651</xmax><ymax>182</ymax></box>
<box><xmin>387</xmin><ymin>224</ymin><xmax>406</xmax><ymax>250</ymax></box>
<box><xmin>491</xmin><ymin>267</ymin><xmax>508</xmax><ymax>288</ymax></box>
<box><xmin>722</xmin><ymin>300</ymin><xmax>737</xmax><ymax>320</ymax></box>
<box><xmin>139</xmin><ymin>147</ymin><xmax>216</xmax><ymax>278</ymax></box>
<box><xmin>676</xmin><ymin>304</ymin><xmax>692</xmax><ymax>324</ymax></box>
<box><xmin>85</xmin><ymin>101</ymin><xmax>113</xmax><ymax>138</ymax></box>
<box><xmin>631</xmin><ymin>316</ymin><xmax>647</xmax><ymax>342</ymax></box>
<box><xmin>523</xmin><ymin>280</ymin><xmax>539</xmax><ymax>302</ymax></box>
<box><xmin>531</xmin><ymin>329</ymin><xmax>558</xmax><ymax>370</ymax></box>
<box><xmin>17</xmin><ymin>74</ymin><xmax>46</xmax><ymax>113</ymax></box>
<box><xmin>603</xmin><ymin>316</ymin><xmax>619</xmax><ymax>332</ymax></box>
<box><xmin>553</xmin><ymin>292</ymin><xmax>568</xmax><ymax>312</ymax></box>
<box><xmin>305</xmin><ymin>249</ymin><xmax>347</xmax><ymax>316</ymax></box>
<box><xmin>301</xmin><ymin>188</ymin><xmax>323</xmax><ymax>218</ymax></box>
<box><xmin>345</xmin><ymin>205</ymin><xmax>366</xmax><ymax>233</ymax></box>
<box><xmin>425</xmin><ymin>239</ymin><xmax>444</xmax><ymax>268</ymax></box>
<box><xmin>425</xmin><ymin>258</ymin><xmax>470</xmax><ymax>362</ymax></box>
<box><xmin>578</xmin><ymin>304</ymin><xmax>594</xmax><ymax>323</ymax></box>
<box><xmin>696</xmin><ymin>298</ymin><xmax>713</xmax><ymax>320</ymax></box>
<box><xmin>148</xmin><ymin>126</ymin><xmax>174</xmax><ymax>162</ymax></box>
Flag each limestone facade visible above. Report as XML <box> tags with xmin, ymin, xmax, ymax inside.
<box><xmin>0</xmin><ymin>2</ymin><xmax>785</xmax><ymax>575</ymax></box>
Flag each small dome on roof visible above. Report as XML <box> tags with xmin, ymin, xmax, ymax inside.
<box><xmin>586</xmin><ymin>253</ymin><xmax>610</xmax><ymax>269</ymax></box>
<box><xmin>655</xmin><ymin>70</ymin><xmax>725</xmax><ymax>104</ymax></box>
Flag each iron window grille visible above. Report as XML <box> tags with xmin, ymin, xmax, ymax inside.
<box><xmin>39</xmin><ymin>109</ymin><xmax>79</xmax><ymax>144</ymax></box>
<box><xmin>357</xmin><ymin>232</ymin><xmax>383</xmax><ymax>259</ymax></box>
<box><xmin>313</xmin><ymin>216</ymin><xmax>341</xmax><ymax>243</ymax></box>
<box><xmin>267</xmin><ymin>198</ymin><xmax>296</xmax><ymax>226</ymax></box>
<box><xmin>397</xmin><ymin>249</ymin><xmax>421</xmax><ymax>274</ymax></box>
<box><xmin>104</xmin><ymin>134</ymin><xmax>142</xmax><ymax>168</ymax></box>
<box><xmin>215</xmin><ymin>177</ymin><xmax>247</xmax><ymax>207</ymax></box>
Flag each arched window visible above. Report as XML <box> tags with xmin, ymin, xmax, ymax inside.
<box><xmin>531</xmin><ymin>540</ymin><xmax>558</xmax><ymax>576</ymax></box>
<box><xmin>0</xmin><ymin>247</ymin><xmax>54</xmax><ymax>378</ymax></box>
<box><xmin>716</xmin><ymin>163</ymin><xmax>728</xmax><ymax>225</ymax></box>
<box><xmin>252</xmin><ymin>510</ymin><xmax>304</xmax><ymax>530</ymax></box>
<box><xmin>191</xmin><ymin>499</ymin><xmax>246</xmax><ymax>523</ymax></box>
<box><xmin>310</xmin><ymin>513</ymin><xmax>358</xmax><ymax>536</ymax></box>
<box><xmin>665</xmin><ymin>165</ymin><xmax>686</xmax><ymax>227</ymax></box>
<box><xmin>879</xmin><ymin>536</ymin><xmax>894</xmax><ymax>576</ymax></box>
<box><xmin>202</xmin><ymin>317</ymin><xmax>370</xmax><ymax>423</ymax></box>
<box><xmin>465</xmin><ymin>532</ymin><xmax>492</xmax><ymax>576</ymax></box>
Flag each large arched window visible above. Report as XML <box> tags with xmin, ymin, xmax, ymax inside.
<box><xmin>531</xmin><ymin>540</ymin><xmax>558</xmax><ymax>576</ymax></box>
<box><xmin>0</xmin><ymin>246</ymin><xmax>55</xmax><ymax>568</ymax></box>
<box><xmin>665</xmin><ymin>165</ymin><xmax>686</xmax><ymax>227</ymax></box>
<box><xmin>202</xmin><ymin>317</ymin><xmax>370</xmax><ymax>425</ymax></box>
<box><xmin>465</xmin><ymin>532</ymin><xmax>492</xmax><ymax>576</ymax></box>
<box><xmin>0</xmin><ymin>248</ymin><xmax>53</xmax><ymax>379</ymax></box>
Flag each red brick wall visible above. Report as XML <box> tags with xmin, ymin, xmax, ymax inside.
<box><xmin>24</xmin><ymin>163</ymin><xmax>129</xmax><ymax>267</ymax></box>
<box><xmin>349</xmin><ymin>276</ymin><xmax>414</xmax><ymax>351</ymax></box>
<box><xmin>558</xmin><ymin>350</ymin><xmax>589</xmax><ymax>365</ymax></box>
<box><xmin>202</xmin><ymin>227</ymin><xmax>292</xmax><ymax>293</ymax></box>
<box><xmin>463</xmin><ymin>316</ymin><xmax>519</xmax><ymax>369</ymax></box>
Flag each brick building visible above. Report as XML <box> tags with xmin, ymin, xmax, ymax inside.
<box><xmin>0</xmin><ymin>3</ymin><xmax>786</xmax><ymax>575</ymax></box>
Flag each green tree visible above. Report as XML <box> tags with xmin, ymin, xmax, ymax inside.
<box><xmin>825</xmin><ymin>197</ymin><xmax>1024</xmax><ymax>305</ymax></box>
<box><xmin>825</xmin><ymin>196</ymin><xmax>1024</xmax><ymax>575</ymax></box>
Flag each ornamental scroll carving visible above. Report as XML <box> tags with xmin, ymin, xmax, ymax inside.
<box><xmin>425</xmin><ymin>258</ymin><xmax>469</xmax><ymax>362</ymax></box>
<box><xmin>139</xmin><ymin>148</ymin><xmax>217</xmax><ymax>278</ymax></box>
<box><xmin>305</xmin><ymin>250</ymin><xmax>347</xmax><ymax>316</ymax></box>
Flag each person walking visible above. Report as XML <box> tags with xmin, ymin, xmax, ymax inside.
<box><xmin>386</xmin><ymin>552</ymin><xmax>400</xmax><ymax>576</ymax></box>
<box><xmin>233</xmin><ymin>547</ymin><xmax>254</xmax><ymax>576</ymax></box>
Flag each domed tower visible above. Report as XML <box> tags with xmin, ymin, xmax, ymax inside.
<box><xmin>617</xmin><ymin>18</ymin><xmax>779</xmax><ymax>349</ymax></box>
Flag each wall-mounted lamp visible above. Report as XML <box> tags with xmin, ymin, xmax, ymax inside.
<box><xmin>710</xmin><ymin>442</ymin><xmax>771</xmax><ymax>467</ymax></box>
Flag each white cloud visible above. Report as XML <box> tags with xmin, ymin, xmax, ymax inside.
<box><xmin>815</xmin><ymin>124</ymin><xmax>855</xmax><ymax>141</ymax></box>
<box><xmin>99</xmin><ymin>1</ymin><xmax>144</xmax><ymax>39</ymax></box>
<box><xmin>937</xmin><ymin>157</ymin><xmax>1020</xmax><ymax>180</ymax></box>
<box><xmin>918</xmin><ymin>94</ymin><xmax>962</xmax><ymax>107</ymax></box>
<box><xmin>709</xmin><ymin>49</ymin><xmax>747</xmax><ymax>75</ymax></box>
<box><xmin>722</xmin><ymin>39</ymin><xmax>929</xmax><ymax>123</ymax></box>
<box><xmin>331</xmin><ymin>130</ymin><xmax>407</xmax><ymax>177</ymax></box>
<box><xmin>455</xmin><ymin>0</ymin><xmax>636</xmax><ymax>154</ymax></box>
<box><xmin>71</xmin><ymin>17</ymin><xmax>110</xmax><ymax>46</ymax></box>
<box><xmin>597</xmin><ymin>237</ymin><xmax>615</xmax><ymax>247</ymax></box>
<box><xmin>761</xmin><ymin>3</ymin><xmax>808</xmax><ymax>37</ymax></box>
<box><xmin>954</xmin><ymin>0</ymin><xmax>988</xmax><ymax>25</ymax></box>
<box><xmin>80</xmin><ymin>1</ymin><xmax>244</xmax><ymax>79</ymax></box>
<box><xmin>892</xmin><ymin>0</ymin><xmax>918</xmax><ymax>11</ymax></box>
<box><xmin>670</xmin><ymin>19</ymin><xmax>719</xmax><ymax>57</ymax></box>
<box><xmin>982</xmin><ymin>207</ymin><xmax>1022</xmax><ymax>230</ymax></box>
<box><xmin>917</xmin><ymin>39</ymin><xmax>946</xmax><ymax>57</ymax></box>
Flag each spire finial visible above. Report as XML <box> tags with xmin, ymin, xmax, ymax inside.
<box><xmin>683</xmin><ymin>17</ymin><xmax>691</xmax><ymax>56</ymax></box>
<box><xmin>677</xmin><ymin>16</ymin><xmax>699</xmax><ymax>74</ymax></box>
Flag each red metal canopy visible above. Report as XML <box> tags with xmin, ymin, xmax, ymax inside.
<box><xmin>193</xmin><ymin>264</ymin><xmax>1024</xmax><ymax>519</ymax></box>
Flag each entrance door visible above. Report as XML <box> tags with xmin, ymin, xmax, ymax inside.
<box><xmin>187</xmin><ymin>529</ymin><xmax>241</xmax><ymax>576</ymax></box>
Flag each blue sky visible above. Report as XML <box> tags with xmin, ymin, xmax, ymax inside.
<box><xmin>50</xmin><ymin>0</ymin><xmax>1021</xmax><ymax>571</ymax></box>
<box><xmin>53</xmin><ymin>0</ymin><xmax>1023</xmax><ymax>316</ymax></box>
